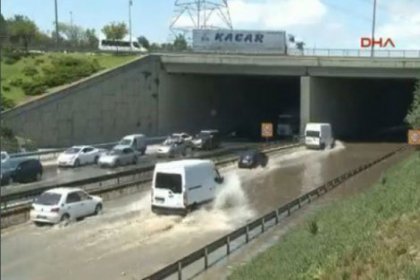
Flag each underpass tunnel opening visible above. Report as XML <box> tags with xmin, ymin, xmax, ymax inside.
<box><xmin>159</xmin><ymin>73</ymin><xmax>301</xmax><ymax>140</ymax></box>
<box><xmin>305</xmin><ymin>77</ymin><xmax>415</xmax><ymax>142</ymax></box>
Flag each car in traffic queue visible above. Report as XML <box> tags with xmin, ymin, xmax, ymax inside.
<box><xmin>114</xmin><ymin>134</ymin><xmax>148</xmax><ymax>155</ymax></box>
<box><xmin>192</xmin><ymin>130</ymin><xmax>221</xmax><ymax>150</ymax></box>
<box><xmin>97</xmin><ymin>147</ymin><xmax>139</xmax><ymax>168</ymax></box>
<box><xmin>238</xmin><ymin>150</ymin><xmax>269</xmax><ymax>169</ymax></box>
<box><xmin>156</xmin><ymin>135</ymin><xmax>193</xmax><ymax>158</ymax></box>
<box><xmin>172</xmin><ymin>133</ymin><xmax>193</xmax><ymax>143</ymax></box>
<box><xmin>30</xmin><ymin>187</ymin><xmax>103</xmax><ymax>225</ymax></box>
<box><xmin>9</xmin><ymin>159</ymin><xmax>43</xmax><ymax>183</ymax></box>
<box><xmin>57</xmin><ymin>146</ymin><xmax>104</xmax><ymax>167</ymax></box>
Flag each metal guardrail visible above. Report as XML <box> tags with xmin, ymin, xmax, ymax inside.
<box><xmin>154</xmin><ymin>48</ymin><xmax>420</xmax><ymax>58</ymax></box>
<box><xmin>143</xmin><ymin>145</ymin><xmax>407</xmax><ymax>280</ymax></box>
<box><xmin>288</xmin><ymin>48</ymin><xmax>420</xmax><ymax>58</ymax></box>
<box><xmin>0</xmin><ymin>142</ymin><xmax>301</xmax><ymax>228</ymax></box>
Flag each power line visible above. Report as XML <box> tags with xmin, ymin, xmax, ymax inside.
<box><xmin>371</xmin><ymin>0</ymin><xmax>377</xmax><ymax>56</ymax></box>
<box><xmin>54</xmin><ymin>0</ymin><xmax>59</xmax><ymax>48</ymax></box>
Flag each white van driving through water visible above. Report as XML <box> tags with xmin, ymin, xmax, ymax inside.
<box><xmin>151</xmin><ymin>159</ymin><xmax>224</xmax><ymax>215</ymax></box>
<box><xmin>304</xmin><ymin>123</ymin><xmax>335</xmax><ymax>149</ymax></box>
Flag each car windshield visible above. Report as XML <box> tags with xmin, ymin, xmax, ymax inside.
<box><xmin>35</xmin><ymin>192</ymin><xmax>62</xmax><ymax>206</ymax></box>
<box><xmin>155</xmin><ymin>173</ymin><xmax>182</xmax><ymax>193</ymax></box>
<box><xmin>65</xmin><ymin>148</ymin><xmax>81</xmax><ymax>154</ymax></box>
<box><xmin>306</xmin><ymin>130</ymin><xmax>320</xmax><ymax>137</ymax></box>
<box><xmin>119</xmin><ymin>139</ymin><xmax>132</xmax><ymax>146</ymax></box>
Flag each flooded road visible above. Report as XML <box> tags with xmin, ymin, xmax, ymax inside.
<box><xmin>1</xmin><ymin>142</ymin><xmax>405</xmax><ymax>280</ymax></box>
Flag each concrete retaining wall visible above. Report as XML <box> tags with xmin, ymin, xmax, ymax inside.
<box><xmin>1</xmin><ymin>55</ymin><xmax>161</xmax><ymax>147</ymax></box>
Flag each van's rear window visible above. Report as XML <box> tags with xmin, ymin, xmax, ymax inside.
<box><xmin>155</xmin><ymin>173</ymin><xmax>182</xmax><ymax>193</ymax></box>
<box><xmin>306</xmin><ymin>131</ymin><xmax>320</xmax><ymax>137</ymax></box>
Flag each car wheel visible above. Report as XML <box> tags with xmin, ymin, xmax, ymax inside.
<box><xmin>320</xmin><ymin>143</ymin><xmax>326</xmax><ymax>150</ymax></box>
<box><xmin>74</xmin><ymin>159</ymin><xmax>80</xmax><ymax>167</ymax></box>
<box><xmin>94</xmin><ymin>204</ymin><xmax>103</xmax><ymax>215</ymax></box>
<box><xmin>261</xmin><ymin>159</ymin><xmax>267</xmax><ymax>168</ymax></box>
<box><xmin>94</xmin><ymin>156</ymin><xmax>99</xmax><ymax>164</ymax></box>
<box><xmin>141</xmin><ymin>149</ymin><xmax>146</xmax><ymax>156</ymax></box>
<box><xmin>36</xmin><ymin>172</ymin><xmax>42</xmax><ymax>181</ymax></box>
<box><xmin>114</xmin><ymin>160</ymin><xmax>120</xmax><ymax>167</ymax></box>
<box><xmin>60</xmin><ymin>213</ymin><xmax>70</xmax><ymax>226</ymax></box>
<box><xmin>132</xmin><ymin>156</ymin><xmax>138</xmax><ymax>165</ymax></box>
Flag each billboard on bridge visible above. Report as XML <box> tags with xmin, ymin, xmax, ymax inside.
<box><xmin>192</xmin><ymin>29</ymin><xmax>287</xmax><ymax>54</ymax></box>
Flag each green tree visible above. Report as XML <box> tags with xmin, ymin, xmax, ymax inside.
<box><xmin>406</xmin><ymin>79</ymin><xmax>420</xmax><ymax>129</ymax></box>
<box><xmin>101</xmin><ymin>22</ymin><xmax>127</xmax><ymax>40</ymax></box>
<box><xmin>34</xmin><ymin>31</ymin><xmax>54</xmax><ymax>49</ymax></box>
<box><xmin>85</xmin><ymin>28</ymin><xmax>98</xmax><ymax>49</ymax></box>
<box><xmin>58</xmin><ymin>22</ymin><xmax>86</xmax><ymax>47</ymax></box>
<box><xmin>173</xmin><ymin>34</ymin><xmax>188</xmax><ymax>51</ymax></box>
<box><xmin>149</xmin><ymin>42</ymin><xmax>161</xmax><ymax>51</ymax></box>
<box><xmin>137</xmin><ymin>36</ymin><xmax>150</xmax><ymax>49</ymax></box>
<box><xmin>7</xmin><ymin>15</ymin><xmax>39</xmax><ymax>52</ymax></box>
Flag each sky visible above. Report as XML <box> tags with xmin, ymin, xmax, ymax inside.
<box><xmin>2</xmin><ymin>0</ymin><xmax>420</xmax><ymax>49</ymax></box>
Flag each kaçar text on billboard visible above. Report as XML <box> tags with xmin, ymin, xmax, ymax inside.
<box><xmin>192</xmin><ymin>29</ymin><xmax>287</xmax><ymax>54</ymax></box>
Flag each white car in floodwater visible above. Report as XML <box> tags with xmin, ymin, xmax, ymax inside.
<box><xmin>57</xmin><ymin>146</ymin><xmax>104</xmax><ymax>167</ymax></box>
<box><xmin>30</xmin><ymin>188</ymin><xmax>103</xmax><ymax>225</ymax></box>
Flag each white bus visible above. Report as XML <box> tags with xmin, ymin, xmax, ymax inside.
<box><xmin>98</xmin><ymin>39</ymin><xmax>147</xmax><ymax>53</ymax></box>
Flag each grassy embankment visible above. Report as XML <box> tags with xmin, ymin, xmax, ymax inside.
<box><xmin>229</xmin><ymin>153</ymin><xmax>420</xmax><ymax>280</ymax></box>
<box><xmin>1</xmin><ymin>53</ymin><xmax>138</xmax><ymax>105</ymax></box>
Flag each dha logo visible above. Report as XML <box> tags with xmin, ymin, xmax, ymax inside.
<box><xmin>360</xmin><ymin>37</ymin><xmax>396</xmax><ymax>48</ymax></box>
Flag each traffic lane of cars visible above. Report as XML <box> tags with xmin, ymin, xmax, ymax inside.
<box><xmin>0</xmin><ymin>156</ymin><xmax>156</xmax><ymax>195</ymax></box>
<box><xmin>2</xmin><ymin>142</ymin><xmax>260</xmax><ymax>192</ymax></box>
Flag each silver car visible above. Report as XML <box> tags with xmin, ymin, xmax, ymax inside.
<box><xmin>156</xmin><ymin>136</ymin><xmax>193</xmax><ymax>158</ymax></box>
<box><xmin>98</xmin><ymin>147</ymin><xmax>138</xmax><ymax>168</ymax></box>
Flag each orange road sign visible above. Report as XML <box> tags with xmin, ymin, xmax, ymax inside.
<box><xmin>261</xmin><ymin>122</ymin><xmax>273</xmax><ymax>138</ymax></box>
<box><xmin>408</xmin><ymin>130</ymin><xmax>420</xmax><ymax>145</ymax></box>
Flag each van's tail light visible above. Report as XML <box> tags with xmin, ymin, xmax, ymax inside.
<box><xmin>50</xmin><ymin>207</ymin><xmax>60</xmax><ymax>213</ymax></box>
<box><xmin>183</xmin><ymin>192</ymin><xmax>188</xmax><ymax>206</ymax></box>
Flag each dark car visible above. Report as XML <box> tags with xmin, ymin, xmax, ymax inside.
<box><xmin>238</xmin><ymin>150</ymin><xmax>269</xmax><ymax>169</ymax></box>
<box><xmin>192</xmin><ymin>130</ymin><xmax>221</xmax><ymax>150</ymax></box>
<box><xmin>0</xmin><ymin>168</ymin><xmax>12</xmax><ymax>186</ymax></box>
<box><xmin>11</xmin><ymin>159</ymin><xmax>43</xmax><ymax>183</ymax></box>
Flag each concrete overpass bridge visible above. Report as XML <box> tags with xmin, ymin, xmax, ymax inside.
<box><xmin>2</xmin><ymin>53</ymin><xmax>420</xmax><ymax>147</ymax></box>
